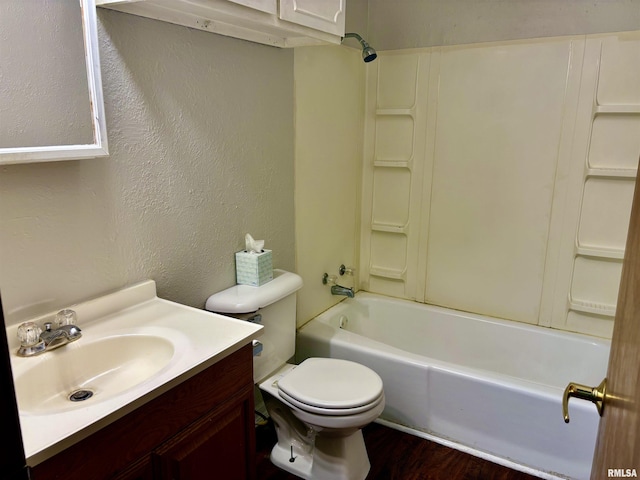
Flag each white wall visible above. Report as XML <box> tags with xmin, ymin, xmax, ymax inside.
<box><xmin>367</xmin><ymin>0</ymin><xmax>640</xmax><ymax>50</ymax></box>
<box><xmin>293</xmin><ymin>45</ymin><xmax>364</xmax><ymax>325</ymax></box>
<box><xmin>344</xmin><ymin>0</ymin><xmax>369</xmax><ymax>39</ymax></box>
<box><xmin>0</xmin><ymin>10</ymin><xmax>295</xmax><ymax>327</ymax></box>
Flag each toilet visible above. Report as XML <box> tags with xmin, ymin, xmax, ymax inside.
<box><xmin>205</xmin><ymin>269</ymin><xmax>384</xmax><ymax>480</ymax></box>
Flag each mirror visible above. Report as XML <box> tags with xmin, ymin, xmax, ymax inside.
<box><xmin>0</xmin><ymin>0</ymin><xmax>108</xmax><ymax>165</ymax></box>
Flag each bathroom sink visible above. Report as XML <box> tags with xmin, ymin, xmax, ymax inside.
<box><xmin>9</xmin><ymin>280</ymin><xmax>263</xmax><ymax>465</ymax></box>
<box><xmin>14</xmin><ymin>334</ymin><xmax>175</xmax><ymax>415</ymax></box>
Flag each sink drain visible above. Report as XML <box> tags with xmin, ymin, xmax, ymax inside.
<box><xmin>69</xmin><ymin>389</ymin><xmax>94</xmax><ymax>402</ymax></box>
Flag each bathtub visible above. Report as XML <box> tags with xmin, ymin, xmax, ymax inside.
<box><xmin>295</xmin><ymin>292</ymin><xmax>610</xmax><ymax>480</ymax></box>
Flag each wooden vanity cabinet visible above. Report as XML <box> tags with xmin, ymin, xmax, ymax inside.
<box><xmin>153</xmin><ymin>393</ymin><xmax>252</xmax><ymax>479</ymax></box>
<box><xmin>30</xmin><ymin>344</ymin><xmax>256</xmax><ymax>480</ymax></box>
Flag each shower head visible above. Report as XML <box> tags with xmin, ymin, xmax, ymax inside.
<box><xmin>361</xmin><ymin>44</ymin><xmax>377</xmax><ymax>63</ymax></box>
<box><xmin>342</xmin><ymin>32</ymin><xmax>377</xmax><ymax>63</ymax></box>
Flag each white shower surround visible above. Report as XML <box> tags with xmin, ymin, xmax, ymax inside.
<box><xmin>358</xmin><ymin>32</ymin><xmax>640</xmax><ymax>339</ymax></box>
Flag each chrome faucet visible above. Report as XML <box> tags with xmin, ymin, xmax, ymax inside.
<box><xmin>330</xmin><ymin>285</ymin><xmax>355</xmax><ymax>298</ymax></box>
<box><xmin>40</xmin><ymin>322</ymin><xmax>82</xmax><ymax>348</ymax></box>
<box><xmin>16</xmin><ymin>309</ymin><xmax>82</xmax><ymax>357</ymax></box>
<box><xmin>322</xmin><ymin>272</ymin><xmax>355</xmax><ymax>298</ymax></box>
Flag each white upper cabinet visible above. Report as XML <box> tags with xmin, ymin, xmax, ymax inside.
<box><xmin>97</xmin><ymin>0</ymin><xmax>346</xmax><ymax>48</ymax></box>
<box><xmin>227</xmin><ymin>0</ymin><xmax>276</xmax><ymax>15</ymax></box>
<box><xmin>279</xmin><ymin>0</ymin><xmax>345</xmax><ymax>37</ymax></box>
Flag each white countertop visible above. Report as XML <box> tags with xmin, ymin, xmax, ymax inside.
<box><xmin>7</xmin><ymin>280</ymin><xmax>262</xmax><ymax>466</ymax></box>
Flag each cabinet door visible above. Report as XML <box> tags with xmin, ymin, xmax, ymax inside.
<box><xmin>279</xmin><ymin>0</ymin><xmax>345</xmax><ymax>36</ymax></box>
<box><xmin>153</xmin><ymin>396</ymin><xmax>255</xmax><ymax>480</ymax></box>
<box><xmin>226</xmin><ymin>0</ymin><xmax>277</xmax><ymax>14</ymax></box>
<box><xmin>112</xmin><ymin>456</ymin><xmax>153</xmax><ymax>480</ymax></box>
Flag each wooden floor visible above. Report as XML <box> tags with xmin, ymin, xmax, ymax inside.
<box><xmin>256</xmin><ymin>421</ymin><xmax>539</xmax><ymax>480</ymax></box>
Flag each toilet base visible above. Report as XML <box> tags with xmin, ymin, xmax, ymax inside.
<box><xmin>270</xmin><ymin>429</ymin><xmax>371</xmax><ymax>480</ymax></box>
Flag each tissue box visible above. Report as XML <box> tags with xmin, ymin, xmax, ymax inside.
<box><xmin>235</xmin><ymin>249</ymin><xmax>273</xmax><ymax>286</ymax></box>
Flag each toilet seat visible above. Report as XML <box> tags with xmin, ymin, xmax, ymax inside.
<box><xmin>277</xmin><ymin>358</ymin><xmax>383</xmax><ymax>416</ymax></box>
<box><xmin>278</xmin><ymin>388</ymin><xmax>384</xmax><ymax>416</ymax></box>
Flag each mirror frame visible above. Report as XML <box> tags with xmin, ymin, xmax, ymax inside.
<box><xmin>0</xmin><ymin>0</ymin><xmax>108</xmax><ymax>166</ymax></box>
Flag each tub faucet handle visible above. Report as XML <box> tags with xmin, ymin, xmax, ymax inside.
<box><xmin>322</xmin><ymin>273</ymin><xmax>337</xmax><ymax>285</ymax></box>
<box><xmin>562</xmin><ymin>378</ymin><xmax>607</xmax><ymax>423</ymax></box>
<box><xmin>339</xmin><ymin>264</ymin><xmax>355</xmax><ymax>276</ymax></box>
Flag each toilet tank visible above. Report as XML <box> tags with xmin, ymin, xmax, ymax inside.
<box><xmin>205</xmin><ymin>270</ymin><xmax>303</xmax><ymax>382</ymax></box>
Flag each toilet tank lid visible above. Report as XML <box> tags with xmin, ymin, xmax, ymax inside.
<box><xmin>205</xmin><ymin>269</ymin><xmax>303</xmax><ymax>313</ymax></box>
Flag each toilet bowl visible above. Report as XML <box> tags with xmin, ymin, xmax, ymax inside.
<box><xmin>259</xmin><ymin>359</ymin><xmax>385</xmax><ymax>480</ymax></box>
<box><xmin>205</xmin><ymin>270</ymin><xmax>385</xmax><ymax>480</ymax></box>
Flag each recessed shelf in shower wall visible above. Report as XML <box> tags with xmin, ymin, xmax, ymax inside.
<box><xmin>374</xmin><ymin>160</ymin><xmax>412</xmax><ymax>169</ymax></box>
<box><xmin>585</xmin><ymin>168</ymin><xmax>637</xmax><ymax>179</ymax></box>
<box><xmin>370</xmin><ymin>220</ymin><xmax>409</xmax><ymax>281</ymax></box>
<box><xmin>569</xmin><ymin>299</ymin><xmax>617</xmax><ymax>317</ymax></box>
<box><xmin>569</xmin><ymin>255</ymin><xmax>622</xmax><ymax>314</ymax></box>
<box><xmin>369</xmin><ymin>266</ymin><xmax>407</xmax><ymax>281</ymax></box>
<box><xmin>577</xmin><ymin>177</ymin><xmax>635</xmax><ymax>252</ymax></box>
<box><xmin>371</xmin><ymin>222</ymin><xmax>408</xmax><ymax>234</ymax></box>
<box><xmin>374</xmin><ymin>116</ymin><xmax>415</xmax><ymax>164</ymax></box>
<box><xmin>595</xmin><ymin>105</ymin><xmax>640</xmax><ymax>114</ymax></box>
<box><xmin>588</xmin><ymin>115</ymin><xmax>640</xmax><ymax>170</ymax></box>
<box><xmin>376</xmin><ymin>108</ymin><xmax>415</xmax><ymax>116</ymax></box>
<box><xmin>560</xmin><ymin>32</ymin><xmax>640</xmax><ymax>336</ymax></box>
<box><xmin>575</xmin><ymin>246</ymin><xmax>625</xmax><ymax>260</ymax></box>
<box><xmin>568</xmin><ymin>301</ymin><xmax>617</xmax><ymax>319</ymax></box>
<box><xmin>361</xmin><ymin>50</ymin><xmax>432</xmax><ymax>299</ymax></box>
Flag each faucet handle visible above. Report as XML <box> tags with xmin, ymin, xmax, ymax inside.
<box><xmin>55</xmin><ymin>309</ymin><xmax>78</xmax><ymax>327</ymax></box>
<box><xmin>17</xmin><ymin>322</ymin><xmax>42</xmax><ymax>347</ymax></box>
<box><xmin>339</xmin><ymin>264</ymin><xmax>355</xmax><ymax>276</ymax></box>
<box><xmin>322</xmin><ymin>273</ymin><xmax>337</xmax><ymax>285</ymax></box>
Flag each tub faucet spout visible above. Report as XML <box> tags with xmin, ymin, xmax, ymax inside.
<box><xmin>331</xmin><ymin>285</ymin><xmax>354</xmax><ymax>298</ymax></box>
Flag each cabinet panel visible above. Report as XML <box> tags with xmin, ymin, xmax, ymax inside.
<box><xmin>97</xmin><ymin>0</ymin><xmax>342</xmax><ymax>47</ymax></box>
<box><xmin>112</xmin><ymin>456</ymin><xmax>153</xmax><ymax>480</ymax></box>
<box><xmin>226</xmin><ymin>0</ymin><xmax>276</xmax><ymax>14</ymax></box>
<box><xmin>30</xmin><ymin>345</ymin><xmax>253</xmax><ymax>480</ymax></box>
<box><xmin>153</xmin><ymin>397</ymin><xmax>254</xmax><ymax>480</ymax></box>
<box><xmin>279</xmin><ymin>0</ymin><xmax>345</xmax><ymax>36</ymax></box>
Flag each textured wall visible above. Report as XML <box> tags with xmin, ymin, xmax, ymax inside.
<box><xmin>0</xmin><ymin>10</ymin><xmax>294</xmax><ymax>327</ymax></box>
<box><xmin>368</xmin><ymin>0</ymin><xmax>640</xmax><ymax>50</ymax></box>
